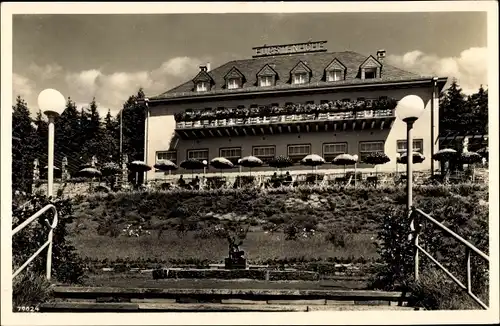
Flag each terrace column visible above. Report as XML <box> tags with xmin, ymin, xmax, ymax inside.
<box><xmin>33</xmin><ymin>159</ymin><xmax>40</xmax><ymax>182</ymax></box>
<box><xmin>61</xmin><ymin>157</ymin><xmax>68</xmax><ymax>181</ymax></box>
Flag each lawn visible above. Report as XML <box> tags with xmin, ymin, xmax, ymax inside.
<box><xmin>70</xmin><ymin>230</ymin><xmax>378</xmax><ymax>264</ymax></box>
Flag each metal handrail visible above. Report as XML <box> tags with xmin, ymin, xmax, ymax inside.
<box><xmin>12</xmin><ymin>204</ymin><xmax>58</xmax><ymax>281</ymax></box>
<box><xmin>411</xmin><ymin>207</ymin><xmax>489</xmax><ymax>309</ymax></box>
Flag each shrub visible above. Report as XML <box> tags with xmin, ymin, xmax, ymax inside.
<box><xmin>12</xmin><ymin>271</ymin><xmax>52</xmax><ymax>310</ymax></box>
<box><xmin>12</xmin><ymin>193</ymin><xmax>85</xmax><ymax>284</ymax></box>
<box><xmin>325</xmin><ymin>229</ymin><xmax>347</xmax><ymax>248</ymax></box>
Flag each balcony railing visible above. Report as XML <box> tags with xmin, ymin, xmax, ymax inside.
<box><xmin>175</xmin><ymin>98</ymin><xmax>397</xmax><ymax>124</ymax></box>
<box><xmin>176</xmin><ymin>108</ymin><xmax>395</xmax><ymax>130</ymax></box>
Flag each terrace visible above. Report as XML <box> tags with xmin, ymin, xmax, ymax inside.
<box><xmin>174</xmin><ymin>99</ymin><xmax>397</xmax><ymax>139</ymax></box>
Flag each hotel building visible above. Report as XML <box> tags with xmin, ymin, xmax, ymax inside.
<box><xmin>146</xmin><ymin>41</ymin><xmax>447</xmax><ymax>179</ymax></box>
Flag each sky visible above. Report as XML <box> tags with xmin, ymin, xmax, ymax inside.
<box><xmin>12</xmin><ymin>11</ymin><xmax>488</xmax><ymax>117</ymax></box>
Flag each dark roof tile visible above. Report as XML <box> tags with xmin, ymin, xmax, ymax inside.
<box><xmin>154</xmin><ymin>51</ymin><xmax>427</xmax><ymax>99</ymax></box>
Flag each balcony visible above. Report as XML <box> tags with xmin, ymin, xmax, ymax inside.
<box><xmin>174</xmin><ymin>100</ymin><xmax>397</xmax><ymax>139</ymax></box>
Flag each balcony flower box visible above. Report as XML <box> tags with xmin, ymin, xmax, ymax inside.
<box><xmin>176</xmin><ymin>121</ymin><xmax>185</xmax><ymax>129</ymax></box>
<box><xmin>249</xmin><ymin>117</ymin><xmax>259</xmax><ymax>124</ymax></box>
<box><xmin>227</xmin><ymin>118</ymin><xmax>236</xmax><ymax>126</ymax></box>
<box><xmin>235</xmin><ymin>118</ymin><xmax>244</xmax><ymax>125</ymax></box>
<box><xmin>184</xmin><ymin>121</ymin><xmax>193</xmax><ymax>128</ymax></box>
<box><xmin>210</xmin><ymin>120</ymin><xmax>217</xmax><ymax>127</ymax></box>
<box><xmin>202</xmin><ymin>120</ymin><xmax>210</xmax><ymax>126</ymax></box>
<box><xmin>285</xmin><ymin>115</ymin><xmax>296</xmax><ymax>122</ymax></box>
<box><xmin>304</xmin><ymin>114</ymin><xmax>315</xmax><ymax>121</ymax></box>
<box><xmin>270</xmin><ymin>116</ymin><xmax>279</xmax><ymax>123</ymax></box>
<box><xmin>217</xmin><ymin>119</ymin><xmax>227</xmax><ymax>126</ymax></box>
<box><xmin>260</xmin><ymin>116</ymin><xmax>270</xmax><ymax>124</ymax></box>
<box><xmin>318</xmin><ymin>113</ymin><xmax>328</xmax><ymax>121</ymax></box>
<box><xmin>193</xmin><ymin>121</ymin><xmax>202</xmax><ymax>128</ymax></box>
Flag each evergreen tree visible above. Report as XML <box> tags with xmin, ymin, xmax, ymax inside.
<box><xmin>468</xmin><ymin>85</ymin><xmax>488</xmax><ymax>134</ymax></box>
<box><xmin>56</xmin><ymin>97</ymin><xmax>85</xmax><ymax>176</ymax></box>
<box><xmin>439</xmin><ymin>79</ymin><xmax>467</xmax><ymax>136</ymax></box>
<box><xmin>120</xmin><ymin>88</ymin><xmax>146</xmax><ymax>162</ymax></box>
<box><xmin>33</xmin><ymin>109</ymin><xmax>48</xmax><ymax>168</ymax></box>
<box><xmin>12</xmin><ymin>96</ymin><xmax>37</xmax><ymax>194</ymax></box>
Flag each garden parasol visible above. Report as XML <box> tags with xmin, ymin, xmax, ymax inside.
<box><xmin>180</xmin><ymin>159</ymin><xmax>207</xmax><ymax>178</ymax></box>
<box><xmin>101</xmin><ymin>162</ymin><xmax>121</xmax><ymax>189</ymax></box>
<box><xmin>332</xmin><ymin>153</ymin><xmax>358</xmax><ymax>177</ymax></box>
<box><xmin>76</xmin><ymin>167</ymin><xmax>102</xmax><ymax>191</ymax></box>
<box><xmin>269</xmin><ymin>155</ymin><xmax>294</xmax><ymax>174</ymax></box>
<box><xmin>397</xmin><ymin>152</ymin><xmax>425</xmax><ymax>165</ymax></box>
<box><xmin>432</xmin><ymin>148</ymin><xmax>457</xmax><ymax>179</ymax></box>
<box><xmin>210</xmin><ymin>157</ymin><xmax>234</xmax><ymax>176</ymax></box>
<box><xmin>363</xmin><ymin>152</ymin><xmax>390</xmax><ymax>177</ymax></box>
<box><xmin>128</xmin><ymin>160</ymin><xmax>152</xmax><ymax>186</ymax></box>
<box><xmin>460</xmin><ymin>151</ymin><xmax>482</xmax><ymax>182</ymax></box>
<box><xmin>154</xmin><ymin>159</ymin><xmax>178</xmax><ymax>179</ymax></box>
<box><xmin>237</xmin><ymin>156</ymin><xmax>263</xmax><ymax>176</ymax></box>
<box><xmin>301</xmin><ymin>154</ymin><xmax>326</xmax><ymax>181</ymax></box>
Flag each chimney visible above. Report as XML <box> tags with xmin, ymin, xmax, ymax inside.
<box><xmin>206</xmin><ymin>62</ymin><xmax>211</xmax><ymax>72</ymax></box>
<box><xmin>377</xmin><ymin>49</ymin><xmax>386</xmax><ymax>64</ymax></box>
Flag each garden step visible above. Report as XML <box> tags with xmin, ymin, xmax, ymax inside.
<box><xmin>39</xmin><ymin>301</ymin><xmax>416</xmax><ymax>312</ymax></box>
<box><xmin>50</xmin><ymin>286</ymin><xmax>410</xmax><ymax>305</ymax></box>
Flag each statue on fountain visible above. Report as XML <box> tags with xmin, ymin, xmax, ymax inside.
<box><xmin>225</xmin><ymin>233</ymin><xmax>247</xmax><ymax>270</ymax></box>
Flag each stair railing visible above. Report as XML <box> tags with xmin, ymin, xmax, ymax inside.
<box><xmin>410</xmin><ymin>207</ymin><xmax>489</xmax><ymax>309</ymax></box>
<box><xmin>12</xmin><ymin>204</ymin><xmax>58</xmax><ymax>281</ymax></box>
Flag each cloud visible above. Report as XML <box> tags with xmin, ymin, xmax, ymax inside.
<box><xmin>386</xmin><ymin>47</ymin><xmax>488</xmax><ymax>94</ymax></box>
<box><xmin>12</xmin><ymin>73</ymin><xmax>35</xmax><ymax>99</ymax></box>
<box><xmin>65</xmin><ymin>56</ymin><xmax>205</xmax><ymax>114</ymax></box>
<box><xmin>28</xmin><ymin>63</ymin><xmax>63</xmax><ymax>80</ymax></box>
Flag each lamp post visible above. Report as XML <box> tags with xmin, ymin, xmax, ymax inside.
<box><xmin>135</xmin><ymin>97</ymin><xmax>150</xmax><ymax>184</ymax></box>
<box><xmin>396</xmin><ymin>95</ymin><xmax>425</xmax><ymax>214</ymax></box>
<box><xmin>396</xmin><ymin>95</ymin><xmax>425</xmax><ymax>282</ymax></box>
<box><xmin>37</xmin><ymin>89</ymin><xmax>66</xmax><ymax>198</ymax></box>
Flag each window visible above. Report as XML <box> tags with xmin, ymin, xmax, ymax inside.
<box><xmin>187</xmin><ymin>149</ymin><xmax>208</xmax><ymax>160</ymax></box>
<box><xmin>364</xmin><ymin>68</ymin><xmax>377</xmax><ymax>79</ymax></box>
<box><xmin>293</xmin><ymin>73</ymin><xmax>308</xmax><ymax>85</ymax></box>
<box><xmin>196</xmin><ymin>81</ymin><xmax>208</xmax><ymax>92</ymax></box>
<box><xmin>359</xmin><ymin>141</ymin><xmax>384</xmax><ymax>161</ymax></box>
<box><xmin>323</xmin><ymin>143</ymin><xmax>347</xmax><ymax>161</ymax></box>
<box><xmin>253</xmin><ymin>146</ymin><xmax>275</xmax><ymax>161</ymax></box>
<box><xmin>287</xmin><ymin>144</ymin><xmax>311</xmax><ymax>162</ymax></box>
<box><xmin>156</xmin><ymin>151</ymin><xmax>177</xmax><ymax>164</ymax></box>
<box><xmin>397</xmin><ymin>139</ymin><xmax>423</xmax><ymax>154</ymax></box>
<box><xmin>220</xmin><ymin>147</ymin><xmax>242</xmax><ymax>164</ymax></box>
<box><xmin>327</xmin><ymin>70</ymin><xmax>343</xmax><ymax>82</ymax></box>
<box><xmin>259</xmin><ymin>76</ymin><xmax>273</xmax><ymax>87</ymax></box>
<box><xmin>227</xmin><ymin>78</ymin><xmax>240</xmax><ymax>90</ymax></box>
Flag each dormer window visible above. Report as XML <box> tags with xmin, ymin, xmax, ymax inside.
<box><xmin>324</xmin><ymin>58</ymin><xmax>346</xmax><ymax>82</ymax></box>
<box><xmin>327</xmin><ymin>70</ymin><xmax>343</xmax><ymax>82</ymax></box>
<box><xmin>359</xmin><ymin>55</ymin><xmax>383</xmax><ymax>80</ymax></box>
<box><xmin>256</xmin><ymin>64</ymin><xmax>278</xmax><ymax>88</ymax></box>
<box><xmin>293</xmin><ymin>73</ymin><xmax>308</xmax><ymax>85</ymax></box>
<box><xmin>364</xmin><ymin>68</ymin><xmax>377</xmax><ymax>79</ymax></box>
<box><xmin>196</xmin><ymin>81</ymin><xmax>208</xmax><ymax>92</ymax></box>
<box><xmin>192</xmin><ymin>65</ymin><xmax>214</xmax><ymax>92</ymax></box>
<box><xmin>224</xmin><ymin>66</ymin><xmax>245</xmax><ymax>90</ymax></box>
<box><xmin>290</xmin><ymin>61</ymin><xmax>311</xmax><ymax>85</ymax></box>
<box><xmin>227</xmin><ymin>78</ymin><xmax>240</xmax><ymax>90</ymax></box>
<box><xmin>259</xmin><ymin>76</ymin><xmax>273</xmax><ymax>87</ymax></box>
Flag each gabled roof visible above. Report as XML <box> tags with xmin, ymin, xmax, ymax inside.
<box><xmin>154</xmin><ymin>50</ymin><xmax>431</xmax><ymax>100</ymax></box>
<box><xmin>290</xmin><ymin>61</ymin><xmax>312</xmax><ymax>75</ymax></box>
<box><xmin>224</xmin><ymin>66</ymin><xmax>245</xmax><ymax>80</ymax></box>
<box><xmin>192</xmin><ymin>70</ymin><xmax>214</xmax><ymax>84</ymax></box>
<box><xmin>325</xmin><ymin>58</ymin><xmax>346</xmax><ymax>71</ymax></box>
<box><xmin>359</xmin><ymin>55</ymin><xmax>382</xmax><ymax>69</ymax></box>
<box><xmin>256</xmin><ymin>64</ymin><xmax>278</xmax><ymax>77</ymax></box>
